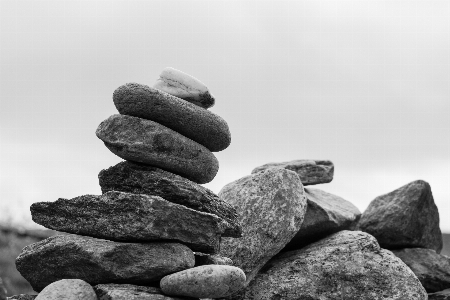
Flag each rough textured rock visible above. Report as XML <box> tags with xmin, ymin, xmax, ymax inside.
<box><xmin>357</xmin><ymin>180</ymin><xmax>443</xmax><ymax>253</ymax></box>
<box><xmin>283</xmin><ymin>187</ymin><xmax>361</xmax><ymax>251</ymax></box>
<box><xmin>194</xmin><ymin>253</ymin><xmax>233</xmax><ymax>267</ymax></box>
<box><xmin>31</xmin><ymin>191</ymin><xmax>227</xmax><ymax>253</ymax></box>
<box><xmin>219</xmin><ymin>168</ymin><xmax>307</xmax><ymax>285</ymax></box>
<box><xmin>98</xmin><ymin>161</ymin><xmax>241</xmax><ymax>237</ymax></box>
<box><xmin>113</xmin><ymin>82</ymin><xmax>230</xmax><ymax>152</ymax></box>
<box><xmin>153</xmin><ymin>67</ymin><xmax>215</xmax><ymax>109</ymax></box>
<box><xmin>0</xmin><ymin>278</ymin><xmax>6</xmax><ymax>300</ymax></box>
<box><xmin>94</xmin><ymin>284</ymin><xmax>195</xmax><ymax>300</ymax></box>
<box><xmin>251</xmin><ymin>159</ymin><xmax>334</xmax><ymax>185</ymax></box>
<box><xmin>429</xmin><ymin>288</ymin><xmax>450</xmax><ymax>300</ymax></box>
<box><xmin>35</xmin><ymin>279</ymin><xmax>96</xmax><ymax>300</ymax></box>
<box><xmin>15</xmin><ymin>234</ymin><xmax>194</xmax><ymax>292</ymax></box>
<box><xmin>7</xmin><ymin>295</ymin><xmax>36</xmax><ymax>300</ymax></box>
<box><xmin>391</xmin><ymin>248</ymin><xmax>450</xmax><ymax>293</ymax></box>
<box><xmin>160</xmin><ymin>265</ymin><xmax>246</xmax><ymax>299</ymax></box>
<box><xmin>242</xmin><ymin>230</ymin><xmax>427</xmax><ymax>300</ymax></box>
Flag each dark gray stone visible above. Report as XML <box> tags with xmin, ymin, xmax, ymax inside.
<box><xmin>96</xmin><ymin>114</ymin><xmax>218</xmax><ymax>184</ymax></box>
<box><xmin>94</xmin><ymin>284</ymin><xmax>196</xmax><ymax>300</ymax></box>
<box><xmin>429</xmin><ymin>288</ymin><xmax>450</xmax><ymax>300</ymax></box>
<box><xmin>0</xmin><ymin>278</ymin><xmax>6</xmax><ymax>300</ymax></box>
<box><xmin>113</xmin><ymin>82</ymin><xmax>230</xmax><ymax>152</ymax></box>
<box><xmin>194</xmin><ymin>253</ymin><xmax>233</xmax><ymax>266</ymax></box>
<box><xmin>98</xmin><ymin>161</ymin><xmax>241</xmax><ymax>238</ymax></box>
<box><xmin>6</xmin><ymin>295</ymin><xmax>36</xmax><ymax>300</ymax></box>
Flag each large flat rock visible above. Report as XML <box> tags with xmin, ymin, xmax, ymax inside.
<box><xmin>218</xmin><ymin>168</ymin><xmax>307</xmax><ymax>285</ymax></box>
<box><xmin>242</xmin><ymin>231</ymin><xmax>427</xmax><ymax>300</ymax></box>
<box><xmin>94</xmin><ymin>284</ymin><xmax>196</xmax><ymax>300</ymax></box>
<box><xmin>31</xmin><ymin>191</ymin><xmax>227</xmax><ymax>253</ymax></box>
<box><xmin>96</xmin><ymin>114</ymin><xmax>218</xmax><ymax>184</ymax></box>
<box><xmin>98</xmin><ymin>161</ymin><xmax>241</xmax><ymax>237</ymax></box>
<box><xmin>357</xmin><ymin>180</ymin><xmax>443</xmax><ymax>253</ymax></box>
<box><xmin>15</xmin><ymin>235</ymin><xmax>194</xmax><ymax>292</ymax></box>
<box><xmin>113</xmin><ymin>82</ymin><xmax>230</xmax><ymax>152</ymax></box>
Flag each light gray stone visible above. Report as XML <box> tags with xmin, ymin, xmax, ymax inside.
<box><xmin>429</xmin><ymin>288</ymin><xmax>450</xmax><ymax>300</ymax></box>
<box><xmin>0</xmin><ymin>278</ymin><xmax>6</xmax><ymax>300</ymax></box>
<box><xmin>94</xmin><ymin>284</ymin><xmax>195</xmax><ymax>300</ymax></box>
<box><xmin>35</xmin><ymin>279</ymin><xmax>96</xmax><ymax>300</ymax></box>
<box><xmin>6</xmin><ymin>295</ymin><xmax>36</xmax><ymax>300</ymax></box>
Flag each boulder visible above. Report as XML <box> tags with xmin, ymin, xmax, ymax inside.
<box><xmin>357</xmin><ymin>180</ymin><xmax>443</xmax><ymax>253</ymax></box>
<box><xmin>7</xmin><ymin>296</ymin><xmax>36</xmax><ymax>300</ymax></box>
<box><xmin>283</xmin><ymin>187</ymin><xmax>361</xmax><ymax>251</ymax></box>
<box><xmin>31</xmin><ymin>191</ymin><xmax>227</xmax><ymax>253</ymax></box>
<box><xmin>98</xmin><ymin>161</ymin><xmax>241</xmax><ymax>237</ymax></box>
<box><xmin>94</xmin><ymin>284</ymin><xmax>195</xmax><ymax>300</ymax></box>
<box><xmin>242</xmin><ymin>231</ymin><xmax>427</xmax><ymax>300</ymax></box>
<box><xmin>96</xmin><ymin>114</ymin><xmax>218</xmax><ymax>184</ymax></box>
<box><xmin>35</xmin><ymin>279</ymin><xmax>96</xmax><ymax>300</ymax></box>
<box><xmin>153</xmin><ymin>67</ymin><xmax>215</xmax><ymax>109</ymax></box>
<box><xmin>113</xmin><ymin>82</ymin><xmax>230</xmax><ymax>152</ymax></box>
<box><xmin>429</xmin><ymin>288</ymin><xmax>450</xmax><ymax>300</ymax></box>
<box><xmin>194</xmin><ymin>253</ymin><xmax>233</xmax><ymax>267</ymax></box>
<box><xmin>219</xmin><ymin>168</ymin><xmax>307</xmax><ymax>285</ymax></box>
<box><xmin>391</xmin><ymin>248</ymin><xmax>450</xmax><ymax>293</ymax></box>
<box><xmin>251</xmin><ymin>159</ymin><xmax>334</xmax><ymax>185</ymax></box>
<box><xmin>15</xmin><ymin>234</ymin><xmax>194</xmax><ymax>292</ymax></box>
<box><xmin>160</xmin><ymin>265</ymin><xmax>246</xmax><ymax>299</ymax></box>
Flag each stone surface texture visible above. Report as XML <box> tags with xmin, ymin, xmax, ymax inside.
<box><xmin>429</xmin><ymin>288</ymin><xmax>450</xmax><ymax>300</ymax></box>
<box><xmin>160</xmin><ymin>265</ymin><xmax>246</xmax><ymax>299</ymax></box>
<box><xmin>94</xmin><ymin>284</ymin><xmax>195</xmax><ymax>300</ymax></box>
<box><xmin>251</xmin><ymin>159</ymin><xmax>334</xmax><ymax>185</ymax></box>
<box><xmin>194</xmin><ymin>253</ymin><xmax>233</xmax><ymax>267</ymax></box>
<box><xmin>96</xmin><ymin>114</ymin><xmax>218</xmax><ymax>184</ymax></box>
<box><xmin>31</xmin><ymin>191</ymin><xmax>227</xmax><ymax>253</ymax></box>
<box><xmin>35</xmin><ymin>279</ymin><xmax>97</xmax><ymax>300</ymax></box>
<box><xmin>218</xmin><ymin>168</ymin><xmax>307</xmax><ymax>285</ymax></box>
<box><xmin>113</xmin><ymin>82</ymin><xmax>230</xmax><ymax>152</ymax></box>
<box><xmin>98</xmin><ymin>161</ymin><xmax>241</xmax><ymax>237</ymax></box>
<box><xmin>391</xmin><ymin>248</ymin><xmax>450</xmax><ymax>293</ymax></box>
<box><xmin>153</xmin><ymin>67</ymin><xmax>215</xmax><ymax>109</ymax></box>
<box><xmin>242</xmin><ymin>230</ymin><xmax>427</xmax><ymax>300</ymax></box>
<box><xmin>357</xmin><ymin>180</ymin><xmax>443</xmax><ymax>253</ymax></box>
<box><xmin>6</xmin><ymin>295</ymin><xmax>36</xmax><ymax>300</ymax></box>
<box><xmin>15</xmin><ymin>235</ymin><xmax>194</xmax><ymax>292</ymax></box>
<box><xmin>284</xmin><ymin>187</ymin><xmax>361</xmax><ymax>250</ymax></box>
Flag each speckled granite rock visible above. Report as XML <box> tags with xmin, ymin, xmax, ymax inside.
<box><xmin>251</xmin><ymin>160</ymin><xmax>334</xmax><ymax>185</ymax></box>
<box><xmin>153</xmin><ymin>67</ymin><xmax>215</xmax><ymax>109</ymax></box>
<box><xmin>34</xmin><ymin>279</ymin><xmax>96</xmax><ymax>300</ymax></box>
<box><xmin>98</xmin><ymin>161</ymin><xmax>241</xmax><ymax>238</ymax></box>
<box><xmin>194</xmin><ymin>253</ymin><xmax>233</xmax><ymax>267</ymax></box>
<box><xmin>94</xmin><ymin>284</ymin><xmax>196</xmax><ymax>300</ymax></box>
<box><xmin>283</xmin><ymin>187</ymin><xmax>361</xmax><ymax>251</ymax></box>
<box><xmin>357</xmin><ymin>180</ymin><xmax>443</xmax><ymax>253</ymax></box>
<box><xmin>15</xmin><ymin>234</ymin><xmax>194</xmax><ymax>292</ymax></box>
<box><xmin>6</xmin><ymin>295</ymin><xmax>36</xmax><ymax>300</ymax></box>
<box><xmin>241</xmin><ymin>231</ymin><xmax>427</xmax><ymax>300</ymax></box>
<box><xmin>113</xmin><ymin>83</ymin><xmax>230</xmax><ymax>152</ymax></box>
<box><xmin>96</xmin><ymin>114</ymin><xmax>218</xmax><ymax>184</ymax></box>
<box><xmin>429</xmin><ymin>288</ymin><xmax>450</xmax><ymax>300</ymax></box>
<box><xmin>31</xmin><ymin>191</ymin><xmax>227</xmax><ymax>253</ymax></box>
<box><xmin>219</xmin><ymin>168</ymin><xmax>307</xmax><ymax>285</ymax></box>
<box><xmin>160</xmin><ymin>265</ymin><xmax>246</xmax><ymax>298</ymax></box>
<box><xmin>391</xmin><ymin>248</ymin><xmax>450</xmax><ymax>293</ymax></box>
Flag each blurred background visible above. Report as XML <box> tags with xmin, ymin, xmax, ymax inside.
<box><xmin>0</xmin><ymin>0</ymin><xmax>449</xmax><ymax>296</ymax></box>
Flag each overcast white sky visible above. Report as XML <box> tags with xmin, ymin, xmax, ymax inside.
<box><xmin>1</xmin><ymin>0</ymin><xmax>449</xmax><ymax>232</ymax></box>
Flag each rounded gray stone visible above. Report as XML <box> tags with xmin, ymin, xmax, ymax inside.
<box><xmin>35</xmin><ymin>279</ymin><xmax>96</xmax><ymax>300</ymax></box>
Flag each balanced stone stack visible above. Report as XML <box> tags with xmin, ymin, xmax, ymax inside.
<box><xmin>13</xmin><ymin>68</ymin><xmax>246</xmax><ymax>300</ymax></box>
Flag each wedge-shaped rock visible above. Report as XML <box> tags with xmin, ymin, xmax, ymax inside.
<box><xmin>96</xmin><ymin>114</ymin><xmax>218</xmax><ymax>184</ymax></box>
<box><xmin>241</xmin><ymin>231</ymin><xmax>427</xmax><ymax>300</ymax></box>
<box><xmin>98</xmin><ymin>161</ymin><xmax>241</xmax><ymax>237</ymax></box>
<box><xmin>284</xmin><ymin>188</ymin><xmax>361</xmax><ymax>251</ymax></box>
<box><xmin>31</xmin><ymin>191</ymin><xmax>227</xmax><ymax>253</ymax></box>
<box><xmin>219</xmin><ymin>168</ymin><xmax>307</xmax><ymax>285</ymax></box>
<box><xmin>194</xmin><ymin>253</ymin><xmax>233</xmax><ymax>267</ymax></box>
<box><xmin>113</xmin><ymin>82</ymin><xmax>230</xmax><ymax>152</ymax></box>
<box><xmin>358</xmin><ymin>180</ymin><xmax>443</xmax><ymax>253</ymax></box>
<box><xmin>93</xmin><ymin>284</ymin><xmax>195</xmax><ymax>300</ymax></box>
<box><xmin>153</xmin><ymin>67</ymin><xmax>215</xmax><ymax>109</ymax></box>
<box><xmin>35</xmin><ymin>279</ymin><xmax>96</xmax><ymax>300</ymax></box>
<box><xmin>251</xmin><ymin>159</ymin><xmax>334</xmax><ymax>185</ymax></box>
<box><xmin>429</xmin><ymin>288</ymin><xmax>450</xmax><ymax>300</ymax></box>
<box><xmin>15</xmin><ymin>235</ymin><xmax>194</xmax><ymax>292</ymax></box>
<box><xmin>391</xmin><ymin>248</ymin><xmax>450</xmax><ymax>293</ymax></box>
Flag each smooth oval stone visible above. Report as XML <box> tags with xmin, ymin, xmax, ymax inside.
<box><xmin>35</xmin><ymin>279</ymin><xmax>96</xmax><ymax>300</ymax></box>
<box><xmin>113</xmin><ymin>82</ymin><xmax>230</xmax><ymax>152</ymax></box>
<box><xmin>96</xmin><ymin>114</ymin><xmax>219</xmax><ymax>184</ymax></box>
<box><xmin>160</xmin><ymin>265</ymin><xmax>246</xmax><ymax>299</ymax></box>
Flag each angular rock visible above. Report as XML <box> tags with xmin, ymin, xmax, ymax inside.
<box><xmin>7</xmin><ymin>296</ymin><xmax>36</xmax><ymax>300</ymax></box>
<box><xmin>357</xmin><ymin>180</ymin><xmax>443</xmax><ymax>253</ymax></box>
<box><xmin>31</xmin><ymin>191</ymin><xmax>227</xmax><ymax>253</ymax></box>
<box><xmin>251</xmin><ymin>159</ymin><xmax>334</xmax><ymax>185</ymax></box>
<box><xmin>15</xmin><ymin>234</ymin><xmax>194</xmax><ymax>292</ymax></box>
<box><xmin>429</xmin><ymin>288</ymin><xmax>450</xmax><ymax>300</ymax></box>
<box><xmin>35</xmin><ymin>279</ymin><xmax>96</xmax><ymax>300</ymax></box>
<box><xmin>194</xmin><ymin>253</ymin><xmax>233</xmax><ymax>267</ymax></box>
<box><xmin>160</xmin><ymin>265</ymin><xmax>246</xmax><ymax>299</ymax></box>
<box><xmin>391</xmin><ymin>248</ymin><xmax>450</xmax><ymax>293</ymax></box>
<box><xmin>283</xmin><ymin>187</ymin><xmax>361</xmax><ymax>251</ymax></box>
<box><xmin>153</xmin><ymin>67</ymin><xmax>215</xmax><ymax>109</ymax></box>
<box><xmin>219</xmin><ymin>168</ymin><xmax>307</xmax><ymax>285</ymax></box>
<box><xmin>113</xmin><ymin>82</ymin><xmax>230</xmax><ymax>152</ymax></box>
<box><xmin>242</xmin><ymin>231</ymin><xmax>427</xmax><ymax>300</ymax></box>
<box><xmin>96</xmin><ymin>114</ymin><xmax>219</xmax><ymax>184</ymax></box>
<box><xmin>98</xmin><ymin>161</ymin><xmax>241</xmax><ymax>237</ymax></box>
<box><xmin>94</xmin><ymin>284</ymin><xmax>195</xmax><ymax>300</ymax></box>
